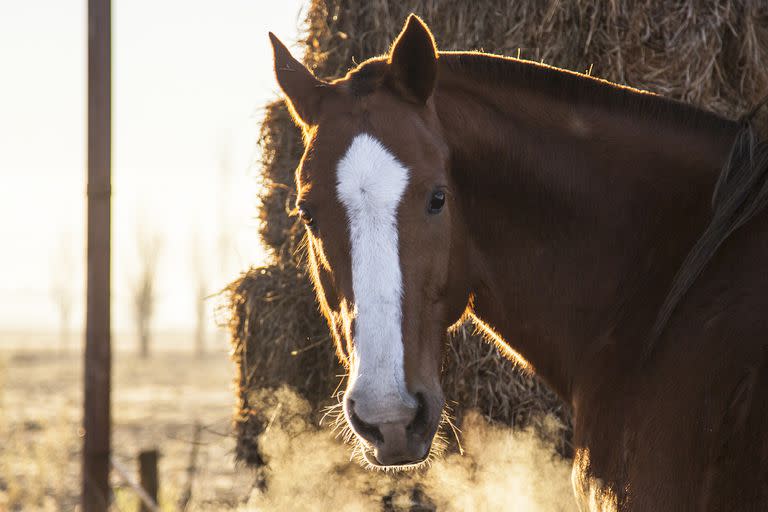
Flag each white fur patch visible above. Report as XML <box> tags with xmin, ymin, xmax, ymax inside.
<box><xmin>336</xmin><ymin>133</ymin><xmax>417</xmax><ymax>422</ymax></box>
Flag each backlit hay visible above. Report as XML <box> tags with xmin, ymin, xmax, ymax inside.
<box><xmin>226</xmin><ymin>263</ymin><xmax>338</xmax><ymax>466</ymax></box>
<box><xmin>228</xmin><ymin>0</ymin><xmax>768</xmax><ymax>465</ymax></box>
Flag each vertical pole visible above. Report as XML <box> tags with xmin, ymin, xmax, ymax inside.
<box><xmin>138</xmin><ymin>450</ymin><xmax>160</xmax><ymax>512</ymax></box>
<box><xmin>83</xmin><ymin>0</ymin><xmax>111</xmax><ymax>510</ymax></box>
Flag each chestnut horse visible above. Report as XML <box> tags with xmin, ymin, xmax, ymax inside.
<box><xmin>269</xmin><ymin>15</ymin><xmax>768</xmax><ymax>511</ymax></box>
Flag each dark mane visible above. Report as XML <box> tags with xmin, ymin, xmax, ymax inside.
<box><xmin>645</xmin><ymin>120</ymin><xmax>768</xmax><ymax>359</ymax></box>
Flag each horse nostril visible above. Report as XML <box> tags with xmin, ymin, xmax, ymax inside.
<box><xmin>407</xmin><ymin>393</ymin><xmax>429</xmax><ymax>437</ymax></box>
<box><xmin>347</xmin><ymin>400</ymin><xmax>384</xmax><ymax>444</ymax></box>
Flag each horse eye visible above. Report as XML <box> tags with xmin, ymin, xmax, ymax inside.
<box><xmin>298</xmin><ymin>206</ymin><xmax>315</xmax><ymax>229</ymax></box>
<box><xmin>428</xmin><ymin>190</ymin><xmax>446</xmax><ymax>214</ymax></box>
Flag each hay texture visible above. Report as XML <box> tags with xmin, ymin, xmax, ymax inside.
<box><xmin>228</xmin><ymin>0</ymin><xmax>768</xmax><ymax>465</ymax></box>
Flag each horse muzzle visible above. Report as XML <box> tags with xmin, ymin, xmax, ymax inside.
<box><xmin>345</xmin><ymin>389</ymin><xmax>444</xmax><ymax>468</ymax></box>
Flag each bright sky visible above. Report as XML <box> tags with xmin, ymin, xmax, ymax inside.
<box><xmin>0</xmin><ymin>1</ymin><xmax>305</xmax><ymax>335</ymax></box>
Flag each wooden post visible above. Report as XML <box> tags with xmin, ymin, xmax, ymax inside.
<box><xmin>139</xmin><ymin>450</ymin><xmax>160</xmax><ymax>512</ymax></box>
<box><xmin>82</xmin><ymin>0</ymin><xmax>111</xmax><ymax>511</ymax></box>
<box><xmin>110</xmin><ymin>458</ymin><xmax>159</xmax><ymax>512</ymax></box>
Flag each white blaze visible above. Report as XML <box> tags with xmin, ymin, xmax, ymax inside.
<box><xmin>336</xmin><ymin>133</ymin><xmax>416</xmax><ymax>420</ymax></box>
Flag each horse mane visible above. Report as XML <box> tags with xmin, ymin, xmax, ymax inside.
<box><xmin>645</xmin><ymin>120</ymin><xmax>768</xmax><ymax>360</ymax></box>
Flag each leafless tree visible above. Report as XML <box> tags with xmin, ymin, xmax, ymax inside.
<box><xmin>191</xmin><ymin>233</ymin><xmax>208</xmax><ymax>357</ymax></box>
<box><xmin>217</xmin><ymin>143</ymin><xmax>234</xmax><ymax>279</ymax></box>
<box><xmin>50</xmin><ymin>235</ymin><xmax>76</xmax><ymax>352</ymax></box>
<box><xmin>133</xmin><ymin>226</ymin><xmax>162</xmax><ymax>358</ymax></box>
<box><xmin>215</xmin><ymin>142</ymin><xmax>235</xmax><ymax>347</ymax></box>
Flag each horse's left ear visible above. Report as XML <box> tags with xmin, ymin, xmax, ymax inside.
<box><xmin>269</xmin><ymin>32</ymin><xmax>327</xmax><ymax>127</ymax></box>
<box><xmin>387</xmin><ymin>14</ymin><xmax>438</xmax><ymax>105</ymax></box>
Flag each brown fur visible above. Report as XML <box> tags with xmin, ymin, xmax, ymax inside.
<box><xmin>271</xmin><ymin>15</ymin><xmax>768</xmax><ymax>510</ymax></box>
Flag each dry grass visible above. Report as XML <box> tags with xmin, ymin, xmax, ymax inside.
<box><xmin>225</xmin><ymin>264</ymin><xmax>340</xmax><ymax>466</ymax></box>
<box><xmin>0</xmin><ymin>347</ymin><xmax>251</xmax><ymax>512</ymax></box>
<box><xmin>228</xmin><ymin>0</ymin><xmax>768</xmax><ymax>465</ymax></box>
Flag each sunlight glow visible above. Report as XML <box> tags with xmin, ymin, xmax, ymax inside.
<box><xmin>0</xmin><ymin>1</ymin><xmax>305</xmax><ymax>341</ymax></box>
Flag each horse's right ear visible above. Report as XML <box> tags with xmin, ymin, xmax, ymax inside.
<box><xmin>269</xmin><ymin>33</ymin><xmax>326</xmax><ymax>127</ymax></box>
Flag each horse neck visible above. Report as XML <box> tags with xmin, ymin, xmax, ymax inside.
<box><xmin>434</xmin><ymin>55</ymin><xmax>738</xmax><ymax>402</ymax></box>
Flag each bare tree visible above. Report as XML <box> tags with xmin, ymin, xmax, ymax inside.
<box><xmin>194</xmin><ymin>281</ymin><xmax>207</xmax><ymax>357</ymax></box>
<box><xmin>215</xmin><ymin>142</ymin><xmax>235</xmax><ymax>347</ymax></box>
<box><xmin>190</xmin><ymin>233</ymin><xmax>208</xmax><ymax>357</ymax></box>
<box><xmin>50</xmin><ymin>235</ymin><xmax>76</xmax><ymax>352</ymax></box>
<box><xmin>216</xmin><ymin>142</ymin><xmax>234</xmax><ymax>279</ymax></box>
<box><xmin>133</xmin><ymin>226</ymin><xmax>161</xmax><ymax>359</ymax></box>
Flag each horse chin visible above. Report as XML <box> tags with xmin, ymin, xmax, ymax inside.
<box><xmin>361</xmin><ymin>447</ymin><xmax>431</xmax><ymax>472</ymax></box>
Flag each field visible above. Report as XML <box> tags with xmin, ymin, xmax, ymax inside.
<box><xmin>0</xmin><ymin>335</ymin><xmax>576</xmax><ymax>512</ymax></box>
<box><xmin>0</xmin><ymin>341</ymin><xmax>253</xmax><ymax>511</ymax></box>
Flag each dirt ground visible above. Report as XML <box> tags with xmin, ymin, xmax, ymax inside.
<box><xmin>0</xmin><ymin>344</ymin><xmax>255</xmax><ymax>511</ymax></box>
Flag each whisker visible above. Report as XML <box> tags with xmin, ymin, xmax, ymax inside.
<box><xmin>441</xmin><ymin>403</ymin><xmax>464</xmax><ymax>455</ymax></box>
<box><xmin>319</xmin><ymin>386</ymin><xmax>464</xmax><ymax>473</ymax></box>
